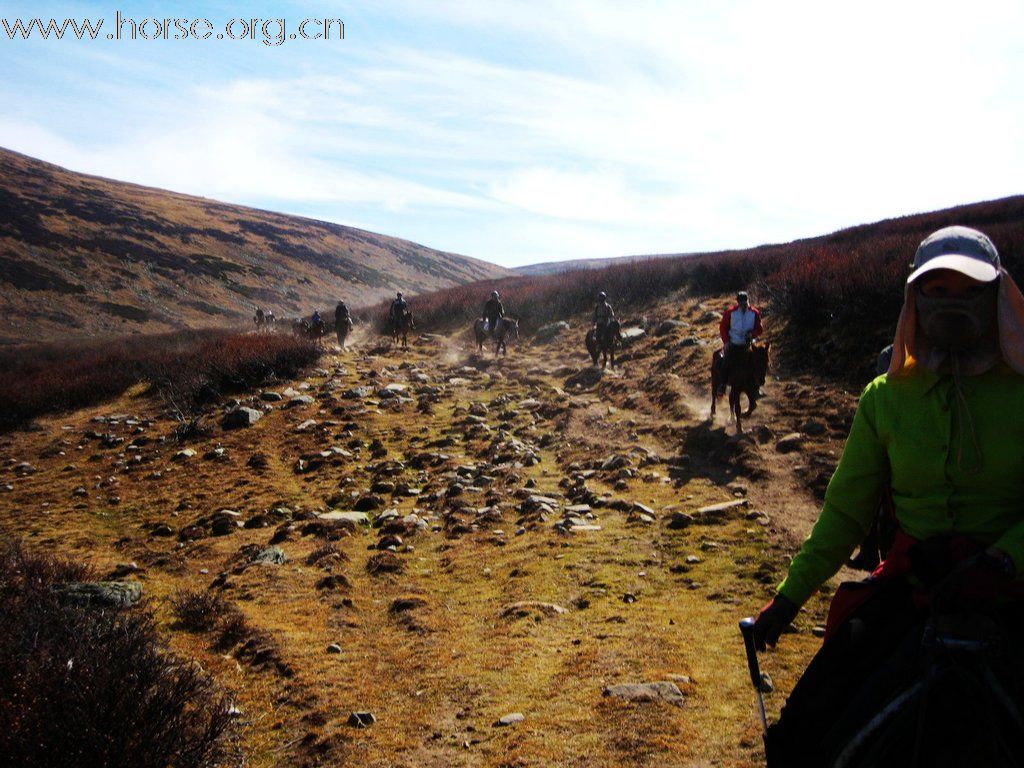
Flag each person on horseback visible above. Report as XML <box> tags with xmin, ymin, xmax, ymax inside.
<box><xmin>749</xmin><ymin>226</ymin><xmax>1024</xmax><ymax>766</ymax></box>
<box><xmin>311</xmin><ymin>309</ymin><xmax>322</xmax><ymax>326</ymax></box>
<box><xmin>718</xmin><ymin>291</ymin><xmax>763</xmax><ymax>395</ymax></box>
<box><xmin>335</xmin><ymin>300</ymin><xmax>350</xmax><ymax>323</ymax></box>
<box><xmin>255</xmin><ymin>306</ymin><xmax>265</xmax><ymax>326</ymax></box>
<box><xmin>593</xmin><ymin>292</ymin><xmax>615</xmax><ymax>340</ymax></box>
<box><xmin>483</xmin><ymin>290</ymin><xmax>504</xmax><ymax>334</ymax></box>
<box><xmin>390</xmin><ymin>291</ymin><xmax>408</xmax><ymax>324</ymax></box>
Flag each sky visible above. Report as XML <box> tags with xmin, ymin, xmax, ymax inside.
<box><xmin>2</xmin><ymin>1</ymin><xmax>1023</xmax><ymax>268</ymax></box>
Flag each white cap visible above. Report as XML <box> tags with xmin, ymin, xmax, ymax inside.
<box><xmin>907</xmin><ymin>226</ymin><xmax>1000</xmax><ymax>284</ymax></box>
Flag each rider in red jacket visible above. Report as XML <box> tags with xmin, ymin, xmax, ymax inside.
<box><xmin>718</xmin><ymin>291</ymin><xmax>763</xmax><ymax>393</ymax></box>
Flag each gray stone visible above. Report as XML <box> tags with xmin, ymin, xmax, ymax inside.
<box><xmin>252</xmin><ymin>546</ymin><xmax>287</xmax><ymax>565</ymax></box>
<box><xmin>222</xmin><ymin>407</ymin><xmax>262</xmax><ymax>430</ymax></box>
<box><xmin>620</xmin><ymin>327</ymin><xmax>646</xmax><ymax>342</ymax></box>
<box><xmin>347</xmin><ymin>711</ymin><xmax>376</xmax><ymax>728</ymax></box>
<box><xmin>655</xmin><ymin>320</ymin><xmax>685</xmax><ymax>336</ymax></box>
<box><xmin>286</xmin><ymin>395</ymin><xmax>315</xmax><ymax>407</ymax></box>
<box><xmin>776</xmin><ymin>433</ymin><xmax>806</xmax><ymax>453</ymax></box>
<box><xmin>535</xmin><ymin>321</ymin><xmax>570</xmax><ymax>342</ymax></box>
<box><xmin>496</xmin><ymin>712</ymin><xmax>525</xmax><ymax>726</ymax></box>
<box><xmin>603</xmin><ymin>681</ymin><xmax>685</xmax><ymax>706</ymax></box>
<box><xmin>260</xmin><ymin>391</ymin><xmax>283</xmax><ymax>402</ymax></box>
<box><xmin>52</xmin><ymin>580</ymin><xmax>143</xmax><ymax>608</ymax></box>
<box><xmin>319</xmin><ymin>510</ymin><xmax>371</xmax><ymax>525</ymax></box>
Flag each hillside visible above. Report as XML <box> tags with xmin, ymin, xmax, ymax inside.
<box><xmin>514</xmin><ymin>254</ymin><xmax>686</xmax><ymax>276</ymax></box>
<box><xmin>0</xmin><ymin>296</ymin><xmax>855</xmax><ymax>767</ymax></box>
<box><xmin>402</xmin><ymin>194</ymin><xmax>1024</xmax><ymax>383</ymax></box>
<box><xmin>0</xmin><ymin>148</ymin><xmax>512</xmax><ymax>344</ymax></box>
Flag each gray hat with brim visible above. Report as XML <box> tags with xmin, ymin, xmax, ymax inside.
<box><xmin>907</xmin><ymin>225</ymin><xmax>1000</xmax><ymax>284</ymax></box>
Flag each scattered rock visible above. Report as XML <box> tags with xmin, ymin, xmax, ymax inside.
<box><xmin>495</xmin><ymin>712</ymin><xmax>525</xmax><ymax>727</ymax></box>
<box><xmin>348</xmin><ymin>711</ymin><xmax>376</xmax><ymax>728</ymax></box>
<box><xmin>603</xmin><ymin>681</ymin><xmax>685</xmax><ymax>706</ymax></box>
<box><xmin>800</xmin><ymin>419</ymin><xmax>827</xmax><ymax>436</ymax></box>
<box><xmin>500</xmin><ymin>601</ymin><xmax>567</xmax><ymax>619</ymax></box>
<box><xmin>776</xmin><ymin>433</ymin><xmax>806</xmax><ymax>453</ymax></box>
<box><xmin>327</xmin><ymin>643</ymin><xmax>342</xmax><ymax>654</ymax></box>
<box><xmin>52</xmin><ymin>580</ymin><xmax>143</xmax><ymax>608</ymax></box>
<box><xmin>535</xmin><ymin>321</ymin><xmax>570</xmax><ymax>342</ymax></box>
<box><xmin>173</xmin><ymin>449</ymin><xmax>196</xmax><ymax>461</ymax></box>
<box><xmin>222</xmin><ymin>407</ymin><xmax>262</xmax><ymax>430</ymax></box>
<box><xmin>252</xmin><ymin>546</ymin><xmax>287</xmax><ymax>565</ymax></box>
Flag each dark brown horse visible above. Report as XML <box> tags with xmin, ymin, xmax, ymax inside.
<box><xmin>292</xmin><ymin>317</ymin><xmax>325</xmax><ymax>341</ymax></box>
<box><xmin>390</xmin><ymin>309</ymin><xmax>415</xmax><ymax>348</ymax></box>
<box><xmin>474</xmin><ymin>317</ymin><xmax>519</xmax><ymax>356</ymax></box>
<box><xmin>335</xmin><ymin>316</ymin><xmax>354</xmax><ymax>348</ymax></box>
<box><xmin>585</xmin><ymin>320</ymin><xmax>622</xmax><ymax>368</ymax></box>
<box><xmin>710</xmin><ymin>341</ymin><xmax>770</xmax><ymax>433</ymax></box>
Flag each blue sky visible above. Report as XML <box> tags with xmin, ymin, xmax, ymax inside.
<box><xmin>2</xmin><ymin>1</ymin><xmax>1024</xmax><ymax>267</ymax></box>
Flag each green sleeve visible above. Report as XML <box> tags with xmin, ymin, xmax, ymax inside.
<box><xmin>778</xmin><ymin>382</ymin><xmax>889</xmax><ymax>606</ymax></box>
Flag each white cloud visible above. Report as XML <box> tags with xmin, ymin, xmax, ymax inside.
<box><xmin>2</xmin><ymin>0</ymin><xmax>1023</xmax><ymax>267</ymax></box>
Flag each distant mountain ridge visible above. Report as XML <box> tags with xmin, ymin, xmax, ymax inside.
<box><xmin>515</xmin><ymin>253</ymin><xmax>698</xmax><ymax>276</ymax></box>
<box><xmin>0</xmin><ymin>147</ymin><xmax>512</xmax><ymax>343</ymax></box>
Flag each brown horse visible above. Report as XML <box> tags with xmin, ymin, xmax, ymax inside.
<box><xmin>474</xmin><ymin>317</ymin><xmax>519</xmax><ymax>356</ymax></box>
<box><xmin>390</xmin><ymin>309</ymin><xmax>415</xmax><ymax>348</ymax></box>
<box><xmin>335</xmin><ymin>316</ymin><xmax>354</xmax><ymax>348</ymax></box>
<box><xmin>254</xmin><ymin>311</ymin><xmax>276</xmax><ymax>331</ymax></box>
<box><xmin>710</xmin><ymin>342</ymin><xmax>770</xmax><ymax>433</ymax></box>
<box><xmin>585</xmin><ymin>320</ymin><xmax>622</xmax><ymax>368</ymax></box>
<box><xmin>292</xmin><ymin>317</ymin><xmax>325</xmax><ymax>341</ymax></box>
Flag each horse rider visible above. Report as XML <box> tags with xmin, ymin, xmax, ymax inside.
<box><xmin>483</xmin><ymin>290</ymin><xmax>504</xmax><ymax>334</ymax></box>
<box><xmin>717</xmin><ymin>290</ymin><xmax>763</xmax><ymax>394</ymax></box>
<box><xmin>311</xmin><ymin>309</ymin><xmax>323</xmax><ymax>329</ymax></box>
<box><xmin>255</xmin><ymin>306</ymin><xmax>264</xmax><ymax>326</ymax></box>
<box><xmin>751</xmin><ymin>226</ymin><xmax>1024</xmax><ymax>766</ymax></box>
<box><xmin>389</xmin><ymin>291</ymin><xmax>408</xmax><ymax>324</ymax></box>
<box><xmin>335</xmin><ymin>300</ymin><xmax>350</xmax><ymax>325</ymax></box>
<box><xmin>593</xmin><ymin>292</ymin><xmax>615</xmax><ymax>337</ymax></box>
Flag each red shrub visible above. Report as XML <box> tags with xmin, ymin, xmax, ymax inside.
<box><xmin>0</xmin><ymin>329</ymin><xmax>320</xmax><ymax>432</ymax></box>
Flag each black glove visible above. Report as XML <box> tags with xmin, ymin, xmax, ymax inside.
<box><xmin>752</xmin><ymin>593</ymin><xmax>799</xmax><ymax>651</ymax></box>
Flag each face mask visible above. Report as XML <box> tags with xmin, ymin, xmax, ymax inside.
<box><xmin>915</xmin><ymin>285</ymin><xmax>997</xmax><ymax>352</ymax></box>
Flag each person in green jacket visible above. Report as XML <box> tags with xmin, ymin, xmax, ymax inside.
<box><xmin>750</xmin><ymin>225</ymin><xmax>1024</xmax><ymax>765</ymax></box>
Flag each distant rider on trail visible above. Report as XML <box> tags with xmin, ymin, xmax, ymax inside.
<box><xmin>718</xmin><ymin>291</ymin><xmax>763</xmax><ymax>394</ymax></box>
<box><xmin>335</xmin><ymin>300</ymin><xmax>350</xmax><ymax>325</ymax></box>
<box><xmin>255</xmin><ymin>306</ymin><xmax>265</xmax><ymax>326</ymax></box>
<box><xmin>311</xmin><ymin>309</ymin><xmax>323</xmax><ymax>328</ymax></box>
<box><xmin>593</xmin><ymin>292</ymin><xmax>615</xmax><ymax>338</ymax></box>
<box><xmin>483</xmin><ymin>290</ymin><xmax>504</xmax><ymax>334</ymax></box>
<box><xmin>390</xmin><ymin>291</ymin><xmax>408</xmax><ymax>325</ymax></box>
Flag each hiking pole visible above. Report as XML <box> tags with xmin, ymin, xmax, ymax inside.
<box><xmin>739</xmin><ymin>618</ymin><xmax>769</xmax><ymax>738</ymax></box>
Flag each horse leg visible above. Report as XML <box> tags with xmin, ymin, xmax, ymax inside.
<box><xmin>731</xmin><ymin>388</ymin><xmax>744</xmax><ymax>433</ymax></box>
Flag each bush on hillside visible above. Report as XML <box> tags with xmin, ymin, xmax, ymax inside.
<box><xmin>0</xmin><ymin>539</ymin><xmax>232</xmax><ymax>768</ymax></box>
<box><xmin>0</xmin><ymin>329</ymin><xmax>320</xmax><ymax>432</ymax></box>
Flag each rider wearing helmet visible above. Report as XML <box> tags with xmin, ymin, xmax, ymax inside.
<box><xmin>717</xmin><ymin>291</ymin><xmax>763</xmax><ymax>394</ymax></box>
<box><xmin>390</xmin><ymin>291</ymin><xmax>408</xmax><ymax>323</ymax></box>
<box><xmin>483</xmin><ymin>290</ymin><xmax>504</xmax><ymax>333</ymax></box>
<box><xmin>311</xmin><ymin>309</ymin><xmax>322</xmax><ymax>327</ymax></box>
<box><xmin>593</xmin><ymin>292</ymin><xmax>615</xmax><ymax>337</ymax></box>
<box><xmin>751</xmin><ymin>226</ymin><xmax>1024</xmax><ymax>765</ymax></box>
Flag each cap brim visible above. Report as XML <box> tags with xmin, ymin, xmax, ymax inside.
<box><xmin>907</xmin><ymin>254</ymin><xmax>999</xmax><ymax>285</ymax></box>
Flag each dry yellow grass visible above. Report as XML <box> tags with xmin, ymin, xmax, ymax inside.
<box><xmin>0</xmin><ymin>294</ymin><xmax>855</xmax><ymax>767</ymax></box>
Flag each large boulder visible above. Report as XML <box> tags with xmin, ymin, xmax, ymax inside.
<box><xmin>52</xmin><ymin>580</ymin><xmax>143</xmax><ymax>608</ymax></box>
<box><xmin>602</xmin><ymin>681</ymin><xmax>685</xmax><ymax>706</ymax></box>
<box><xmin>222</xmin><ymin>407</ymin><xmax>262</xmax><ymax>430</ymax></box>
<box><xmin>535</xmin><ymin>321</ymin><xmax>570</xmax><ymax>342</ymax></box>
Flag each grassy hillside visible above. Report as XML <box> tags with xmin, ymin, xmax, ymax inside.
<box><xmin>0</xmin><ymin>148</ymin><xmax>512</xmax><ymax>344</ymax></box>
<box><xmin>388</xmin><ymin>195</ymin><xmax>1024</xmax><ymax>382</ymax></box>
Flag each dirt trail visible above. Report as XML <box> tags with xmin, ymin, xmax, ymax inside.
<box><xmin>0</xmin><ymin>294</ymin><xmax>864</xmax><ymax>767</ymax></box>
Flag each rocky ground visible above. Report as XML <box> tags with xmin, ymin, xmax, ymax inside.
<box><xmin>0</xmin><ymin>291</ymin><xmax>869</xmax><ymax>767</ymax></box>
